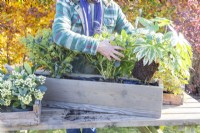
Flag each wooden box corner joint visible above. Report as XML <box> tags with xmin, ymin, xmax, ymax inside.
<box><xmin>0</xmin><ymin>100</ymin><xmax>42</xmax><ymax>127</ymax></box>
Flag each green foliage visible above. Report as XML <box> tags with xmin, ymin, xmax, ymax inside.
<box><xmin>24</xmin><ymin>62</ymin><xmax>33</xmax><ymax>74</ymax></box>
<box><xmin>86</xmin><ymin>30</ymin><xmax>137</xmax><ymax>80</ymax></box>
<box><xmin>154</xmin><ymin>69</ymin><xmax>183</xmax><ymax>95</ymax></box>
<box><xmin>21</xmin><ymin>29</ymin><xmax>77</xmax><ymax>78</ymax></box>
<box><xmin>86</xmin><ymin>16</ymin><xmax>192</xmax><ymax>94</ymax></box>
<box><xmin>162</xmin><ymin>125</ymin><xmax>197</xmax><ymax>133</ymax></box>
<box><xmin>113</xmin><ymin>30</ymin><xmax>137</xmax><ymax>77</ymax></box>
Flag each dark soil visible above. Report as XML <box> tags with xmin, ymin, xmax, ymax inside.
<box><xmin>64</xmin><ymin>110</ymin><xmax>81</xmax><ymax>121</ymax></box>
<box><xmin>132</xmin><ymin>59</ymin><xmax>159</xmax><ymax>82</ymax></box>
<box><xmin>0</xmin><ymin>106</ymin><xmax>12</xmax><ymax>112</ymax></box>
<box><xmin>65</xmin><ymin>75</ymin><xmax>158</xmax><ymax>86</ymax></box>
<box><xmin>35</xmin><ymin>70</ymin><xmax>159</xmax><ymax>86</ymax></box>
<box><xmin>0</xmin><ymin>106</ymin><xmax>33</xmax><ymax>112</ymax></box>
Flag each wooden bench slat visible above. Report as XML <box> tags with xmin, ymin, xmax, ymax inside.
<box><xmin>1</xmin><ymin>93</ymin><xmax>200</xmax><ymax>131</ymax></box>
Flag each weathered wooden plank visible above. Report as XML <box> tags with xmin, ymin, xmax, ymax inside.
<box><xmin>1</xmin><ymin>93</ymin><xmax>200</xmax><ymax>131</ymax></box>
<box><xmin>42</xmin><ymin>101</ymin><xmax>161</xmax><ymax>118</ymax></box>
<box><xmin>43</xmin><ymin>77</ymin><xmax>163</xmax><ymax>118</ymax></box>
<box><xmin>0</xmin><ymin>111</ymin><xmax>37</xmax><ymax>119</ymax></box>
<box><xmin>163</xmin><ymin>103</ymin><xmax>200</xmax><ymax>108</ymax></box>
<box><xmin>162</xmin><ymin>108</ymin><xmax>200</xmax><ymax>114</ymax></box>
<box><xmin>2</xmin><ymin>106</ymin><xmax>200</xmax><ymax>131</ymax></box>
<box><xmin>0</xmin><ymin>101</ymin><xmax>41</xmax><ymax>127</ymax></box>
<box><xmin>1</xmin><ymin>119</ymin><xmax>40</xmax><ymax>127</ymax></box>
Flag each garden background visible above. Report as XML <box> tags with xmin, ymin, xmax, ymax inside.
<box><xmin>0</xmin><ymin>0</ymin><xmax>199</xmax><ymax>132</ymax></box>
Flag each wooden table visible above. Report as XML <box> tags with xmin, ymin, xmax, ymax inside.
<box><xmin>1</xmin><ymin>94</ymin><xmax>200</xmax><ymax>132</ymax></box>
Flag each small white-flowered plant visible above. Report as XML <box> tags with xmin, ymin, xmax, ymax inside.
<box><xmin>34</xmin><ymin>90</ymin><xmax>45</xmax><ymax>100</ymax></box>
<box><xmin>37</xmin><ymin>76</ymin><xmax>46</xmax><ymax>85</ymax></box>
<box><xmin>0</xmin><ymin>65</ymin><xmax>47</xmax><ymax>109</ymax></box>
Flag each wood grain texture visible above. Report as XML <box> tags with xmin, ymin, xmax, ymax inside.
<box><xmin>0</xmin><ymin>100</ymin><xmax>41</xmax><ymax>127</ymax></box>
<box><xmin>42</xmin><ymin>101</ymin><xmax>160</xmax><ymax>118</ymax></box>
<box><xmin>1</xmin><ymin>94</ymin><xmax>200</xmax><ymax>131</ymax></box>
<box><xmin>43</xmin><ymin>77</ymin><xmax>163</xmax><ymax>118</ymax></box>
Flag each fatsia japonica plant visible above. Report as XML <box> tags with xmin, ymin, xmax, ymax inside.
<box><xmin>132</xmin><ymin>17</ymin><xmax>192</xmax><ymax>94</ymax></box>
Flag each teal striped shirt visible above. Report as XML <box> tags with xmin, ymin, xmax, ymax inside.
<box><xmin>52</xmin><ymin>0</ymin><xmax>134</xmax><ymax>55</ymax></box>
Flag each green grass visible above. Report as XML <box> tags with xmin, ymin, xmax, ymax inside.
<box><xmin>98</xmin><ymin>127</ymin><xmax>141</xmax><ymax>133</ymax></box>
<box><xmin>17</xmin><ymin>126</ymin><xmax>200</xmax><ymax>133</ymax></box>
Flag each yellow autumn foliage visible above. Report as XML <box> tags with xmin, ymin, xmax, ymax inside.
<box><xmin>0</xmin><ymin>0</ymin><xmax>55</xmax><ymax>69</ymax></box>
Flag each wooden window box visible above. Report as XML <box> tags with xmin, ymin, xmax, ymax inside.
<box><xmin>42</xmin><ymin>74</ymin><xmax>163</xmax><ymax>118</ymax></box>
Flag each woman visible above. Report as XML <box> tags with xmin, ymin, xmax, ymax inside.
<box><xmin>52</xmin><ymin>0</ymin><xmax>135</xmax><ymax>132</ymax></box>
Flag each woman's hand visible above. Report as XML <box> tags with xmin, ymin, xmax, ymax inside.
<box><xmin>97</xmin><ymin>39</ymin><xmax>124</xmax><ymax>61</ymax></box>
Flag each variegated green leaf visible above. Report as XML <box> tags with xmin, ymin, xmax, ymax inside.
<box><xmin>136</xmin><ymin>48</ymin><xmax>148</xmax><ymax>61</ymax></box>
<box><xmin>148</xmin><ymin>47</ymin><xmax>155</xmax><ymax>65</ymax></box>
<box><xmin>135</xmin><ymin>38</ymin><xmax>146</xmax><ymax>44</ymax></box>
<box><xmin>136</xmin><ymin>28</ymin><xmax>151</xmax><ymax>34</ymax></box>
<box><xmin>163</xmin><ymin>31</ymin><xmax>173</xmax><ymax>40</ymax></box>
<box><xmin>153</xmin><ymin>22</ymin><xmax>159</xmax><ymax>32</ymax></box>
<box><xmin>133</xmin><ymin>45</ymin><xmax>146</xmax><ymax>54</ymax></box>
<box><xmin>138</xmin><ymin>17</ymin><xmax>153</xmax><ymax>27</ymax></box>
<box><xmin>143</xmin><ymin>57</ymin><xmax>149</xmax><ymax>66</ymax></box>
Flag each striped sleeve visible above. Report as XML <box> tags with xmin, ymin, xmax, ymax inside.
<box><xmin>52</xmin><ymin>0</ymin><xmax>99</xmax><ymax>55</ymax></box>
<box><xmin>114</xmin><ymin>2</ymin><xmax>135</xmax><ymax>34</ymax></box>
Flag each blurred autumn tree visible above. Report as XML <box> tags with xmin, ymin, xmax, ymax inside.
<box><xmin>115</xmin><ymin>0</ymin><xmax>178</xmax><ymax>23</ymax></box>
<box><xmin>174</xmin><ymin>0</ymin><xmax>200</xmax><ymax>95</ymax></box>
<box><xmin>0</xmin><ymin>0</ymin><xmax>55</xmax><ymax>69</ymax></box>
